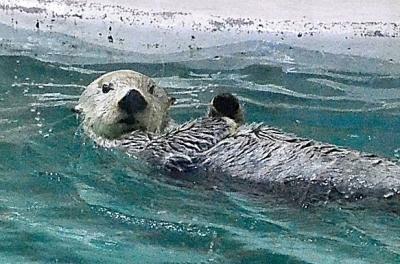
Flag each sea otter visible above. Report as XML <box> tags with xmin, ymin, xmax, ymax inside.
<box><xmin>77</xmin><ymin>70</ymin><xmax>400</xmax><ymax>206</ymax></box>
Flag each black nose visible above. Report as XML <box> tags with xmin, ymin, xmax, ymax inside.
<box><xmin>118</xmin><ymin>90</ymin><xmax>148</xmax><ymax>114</ymax></box>
<box><xmin>212</xmin><ymin>93</ymin><xmax>240</xmax><ymax>119</ymax></box>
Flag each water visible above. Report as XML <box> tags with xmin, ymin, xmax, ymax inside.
<box><xmin>1</xmin><ymin>45</ymin><xmax>400</xmax><ymax>263</ymax></box>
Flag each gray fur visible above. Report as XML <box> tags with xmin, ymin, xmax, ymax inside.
<box><xmin>101</xmin><ymin>117</ymin><xmax>400</xmax><ymax>204</ymax></box>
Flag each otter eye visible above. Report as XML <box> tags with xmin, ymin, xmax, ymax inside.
<box><xmin>102</xmin><ymin>83</ymin><xmax>114</xmax><ymax>93</ymax></box>
<box><xmin>148</xmin><ymin>84</ymin><xmax>155</xmax><ymax>94</ymax></box>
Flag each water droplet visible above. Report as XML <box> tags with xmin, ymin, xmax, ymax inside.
<box><xmin>383</xmin><ymin>192</ymin><xmax>394</xmax><ymax>198</ymax></box>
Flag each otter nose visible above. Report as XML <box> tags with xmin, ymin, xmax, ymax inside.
<box><xmin>118</xmin><ymin>89</ymin><xmax>148</xmax><ymax>114</ymax></box>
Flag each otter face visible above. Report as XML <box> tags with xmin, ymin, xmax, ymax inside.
<box><xmin>76</xmin><ymin>70</ymin><xmax>174</xmax><ymax>139</ymax></box>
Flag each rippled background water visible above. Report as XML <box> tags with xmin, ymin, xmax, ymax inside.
<box><xmin>1</xmin><ymin>43</ymin><xmax>400</xmax><ymax>263</ymax></box>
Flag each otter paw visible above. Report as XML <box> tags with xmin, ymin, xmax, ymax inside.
<box><xmin>208</xmin><ymin>93</ymin><xmax>244</xmax><ymax>124</ymax></box>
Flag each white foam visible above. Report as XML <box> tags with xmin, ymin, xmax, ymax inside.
<box><xmin>12</xmin><ymin>82</ymin><xmax>86</xmax><ymax>89</ymax></box>
<box><xmin>0</xmin><ymin>0</ymin><xmax>399</xmax><ymax>63</ymax></box>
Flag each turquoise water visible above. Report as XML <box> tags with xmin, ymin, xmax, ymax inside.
<box><xmin>1</xmin><ymin>49</ymin><xmax>400</xmax><ymax>263</ymax></box>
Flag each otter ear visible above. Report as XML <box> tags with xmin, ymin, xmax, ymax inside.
<box><xmin>72</xmin><ymin>104</ymin><xmax>83</xmax><ymax>114</ymax></box>
<box><xmin>168</xmin><ymin>97</ymin><xmax>176</xmax><ymax>106</ymax></box>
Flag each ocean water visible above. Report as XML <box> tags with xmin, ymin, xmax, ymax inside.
<box><xmin>1</xmin><ymin>45</ymin><xmax>400</xmax><ymax>263</ymax></box>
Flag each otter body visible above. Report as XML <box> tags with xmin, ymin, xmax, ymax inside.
<box><xmin>202</xmin><ymin>123</ymin><xmax>400</xmax><ymax>203</ymax></box>
<box><xmin>101</xmin><ymin>117</ymin><xmax>400</xmax><ymax>204</ymax></box>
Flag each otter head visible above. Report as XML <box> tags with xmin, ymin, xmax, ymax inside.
<box><xmin>75</xmin><ymin>70</ymin><xmax>175</xmax><ymax>139</ymax></box>
<box><xmin>208</xmin><ymin>93</ymin><xmax>244</xmax><ymax>125</ymax></box>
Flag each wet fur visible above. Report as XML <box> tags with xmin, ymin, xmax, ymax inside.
<box><xmin>98</xmin><ymin>117</ymin><xmax>400</xmax><ymax>206</ymax></box>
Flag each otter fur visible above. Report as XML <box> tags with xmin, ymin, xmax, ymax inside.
<box><xmin>78</xmin><ymin>70</ymin><xmax>400</xmax><ymax>206</ymax></box>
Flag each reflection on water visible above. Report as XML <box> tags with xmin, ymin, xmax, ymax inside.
<box><xmin>0</xmin><ymin>46</ymin><xmax>400</xmax><ymax>263</ymax></box>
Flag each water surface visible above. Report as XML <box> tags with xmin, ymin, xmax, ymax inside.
<box><xmin>1</xmin><ymin>46</ymin><xmax>400</xmax><ymax>263</ymax></box>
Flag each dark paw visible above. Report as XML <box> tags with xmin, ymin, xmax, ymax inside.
<box><xmin>209</xmin><ymin>93</ymin><xmax>244</xmax><ymax>124</ymax></box>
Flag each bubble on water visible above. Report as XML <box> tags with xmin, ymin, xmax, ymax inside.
<box><xmin>383</xmin><ymin>192</ymin><xmax>394</xmax><ymax>198</ymax></box>
<box><xmin>394</xmin><ymin>148</ymin><xmax>400</xmax><ymax>158</ymax></box>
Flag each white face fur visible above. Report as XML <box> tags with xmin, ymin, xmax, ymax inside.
<box><xmin>76</xmin><ymin>70</ymin><xmax>173</xmax><ymax>139</ymax></box>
